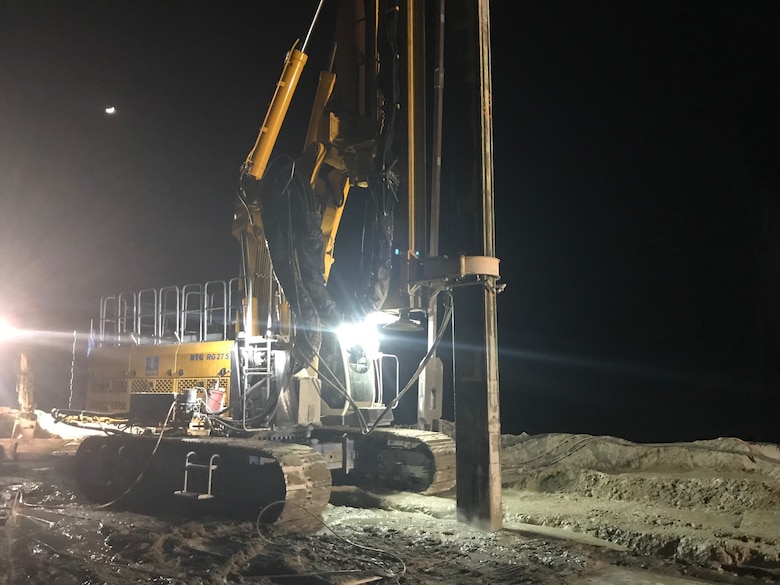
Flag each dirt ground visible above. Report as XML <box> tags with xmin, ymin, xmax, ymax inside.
<box><xmin>1</xmin><ymin>413</ymin><xmax>779</xmax><ymax>585</ymax></box>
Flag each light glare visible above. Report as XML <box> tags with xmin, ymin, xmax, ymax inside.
<box><xmin>363</xmin><ymin>311</ymin><xmax>399</xmax><ymax>326</ymax></box>
<box><xmin>336</xmin><ymin>321</ymin><xmax>381</xmax><ymax>360</ymax></box>
<box><xmin>0</xmin><ymin>316</ymin><xmax>16</xmax><ymax>342</ymax></box>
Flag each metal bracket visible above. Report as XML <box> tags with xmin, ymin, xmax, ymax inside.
<box><xmin>342</xmin><ymin>436</ymin><xmax>355</xmax><ymax>474</ymax></box>
<box><xmin>408</xmin><ymin>255</ymin><xmax>500</xmax><ymax>292</ymax></box>
<box><xmin>174</xmin><ymin>451</ymin><xmax>220</xmax><ymax>500</ymax></box>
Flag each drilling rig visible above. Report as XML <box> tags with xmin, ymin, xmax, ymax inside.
<box><xmin>63</xmin><ymin>0</ymin><xmax>501</xmax><ymax>529</ymax></box>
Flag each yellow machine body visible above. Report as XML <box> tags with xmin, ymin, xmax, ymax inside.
<box><xmin>86</xmin><ymin>340</ymin><xmax>233</xmax><ymax>413</ymax></box>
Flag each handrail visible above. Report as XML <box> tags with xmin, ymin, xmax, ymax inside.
<box><xmin>99</xmin><ymin>294</ymin><xmax>117</xmax><ymax>344</ymax></box>
<box><xmin>228</xmin><ymin>277</ymin><xmax>242</xmax><ymax>339</ymax></box>
<box><xmin>182</xmin><ymin>283</ymin><xmax>204</xmax><ymax>341</ymax></box>
<box><xmin>204</xmin><ymin>280</ymin><xmax>228</xmax><ymax>340</ymax></box>
<box><xmin>137</xmin><ymin>288</ymin><xmax>159</xmax><ymax>344</ymax></box>
<box><xmin>117</xmin><ymin>292</ymin><xmax>136</xmax><ymax>338</ymax></box>
<box><xmin>96</xmin><ymin>282</ymin><xmax>240</xmax><ymax>349</ymax></box>
<box><xmin>159</xmin><ymin>285</ymin><xmax>181</xmax><ymax>340</ymax></box>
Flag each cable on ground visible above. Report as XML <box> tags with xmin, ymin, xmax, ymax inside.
<box><xmin>255</xmin><ymin>499</ymin><xmax>406</xmax><ymax>582</ymax></box>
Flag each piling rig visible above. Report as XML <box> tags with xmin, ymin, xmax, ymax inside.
<box><xmin>63</xmin><ymin>0</ymin><xmax>500</xmax><ymax>529</ymax></box>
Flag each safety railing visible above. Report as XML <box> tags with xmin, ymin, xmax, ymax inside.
<box><xmin>96</xmin><ymin>279</ymin><xmax>240</xmax><ymax>348</ymax></box>
<box><xmin>137</xmin><ymin>288</ymin><xmax>158</xmax><ymax>342</ymax></box>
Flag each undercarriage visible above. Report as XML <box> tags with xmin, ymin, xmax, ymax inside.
<box><xmin>62</xmin><ymin>275</ymin><xmax>455</xmax><ymax>529</ymax></box>
<box><xmin>73</xmin><ymin>427</ymin><xmax>455</xmax><ymax>529</ymax></box>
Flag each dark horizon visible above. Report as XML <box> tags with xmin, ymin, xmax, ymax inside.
<box><xmin>1</xmin><ymin>0</ymin><xmax>779</xmax><ymax>443</ymax></box>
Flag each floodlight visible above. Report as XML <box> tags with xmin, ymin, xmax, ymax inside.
<box><xmin>336</xmin><ymin>320</ymin><xmax>381</xmax><ymax>360</ymax></box>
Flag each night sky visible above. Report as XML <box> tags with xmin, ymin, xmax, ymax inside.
<box><xmin>1</xmin><ymin>1</ymin><xmax>779</xmax><ymax>442</ymax></box>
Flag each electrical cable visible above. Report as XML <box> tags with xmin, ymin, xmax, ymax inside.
<box><xmin>93</xmin><ymin>397</ymin><xmax>178</xmax><ymax>509</ymax></box>
<box><xmin>208</xmin><ymin>416</ymin><xmax>266</xmax><ymax>435</ymax></box>
<box><xmin>47</xmin><ymin>420</ymin><xmax>127</xmax><ymax>435</ymax></box>
<box><xmin>257</xmin><ymin>153</ymin><xmax>327</xmax><ymax>372</ymax></box>
<box><xmin>241</xmin><ymin>371</ymin><xmax>279</xmax><ymax>430</ymax></box>
<box><xmin>307</xmin><ymin>355</ymin><xmax>370</xmax><ymax>434</ymax></box>
<box><xmin>255</xmin><ymin>500</ymin><xmax>406</xmax><ymax>581</ymax></box>
<box><xmin>8</xmin><ymin>513</ymin><xmax>179</xmax><ymax>582</ymax></box>
<box><xmin>367</xmin><ymin>291</ymin><xmax>454</xmax><ymax>433</ymax></box>
<box><xmin>52</xmin><ymin>408</ymin><xmax>130</xmax><ymax>419</ymax></box>
<box><xmin>68</xmin><ymin>330</ymin><xmax>77</xmax><ymax>409</ymax></box>
<box><xmin>20</xmin><ymin>499</ymin><xmax>93</xmax><ymax>520</ymax></box>
<box><xmin>294</xmin><ymin>290</ymin><xmax>454</xmax><ymax>436</ymax></box>
<box><xmin>258</xmin><ymin>157</ymin><xmax>374</xmax><ymax>433</ymax></box>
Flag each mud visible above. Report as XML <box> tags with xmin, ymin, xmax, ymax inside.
<box><xmin>1</xmin><ymin>419</ymin><xmax>779</xmax><ymax>584</ymax></box>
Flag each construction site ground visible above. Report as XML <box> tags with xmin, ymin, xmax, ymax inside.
<box><xmin>1</xmin><ymin>412</ymin><xmax>779</xmax><ymax>585</ymax></box>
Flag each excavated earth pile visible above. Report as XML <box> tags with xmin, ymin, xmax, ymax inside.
<box><xmin>497</xmin><ymin>432</ymin><xmax>780</xmax><ymax>578</ymax></box>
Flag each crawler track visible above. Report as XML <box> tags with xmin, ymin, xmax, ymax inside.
<box><xmin>313</xmin><ymin>427</ymin><xmax>457</xmax><ymax>494</ymax></box>
<box><xmin>75</xmin><ymin>428</ymin><xmax>454</xmax><ymax>530</ymax></box>
<box><xmin>74</xmin><ymin>434</ymin><xmax>331</xmax><ymax>530</ymax></box>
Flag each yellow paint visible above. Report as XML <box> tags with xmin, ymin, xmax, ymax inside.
<box><xmin>86</xmin><ymin>340</ymin><xmax>235</xmax><ymax>414</ymax></box>
<box><xmin>245</xmin><ymin>46</ymin><xmax>308</xmax><ymax>180</ymax></box>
